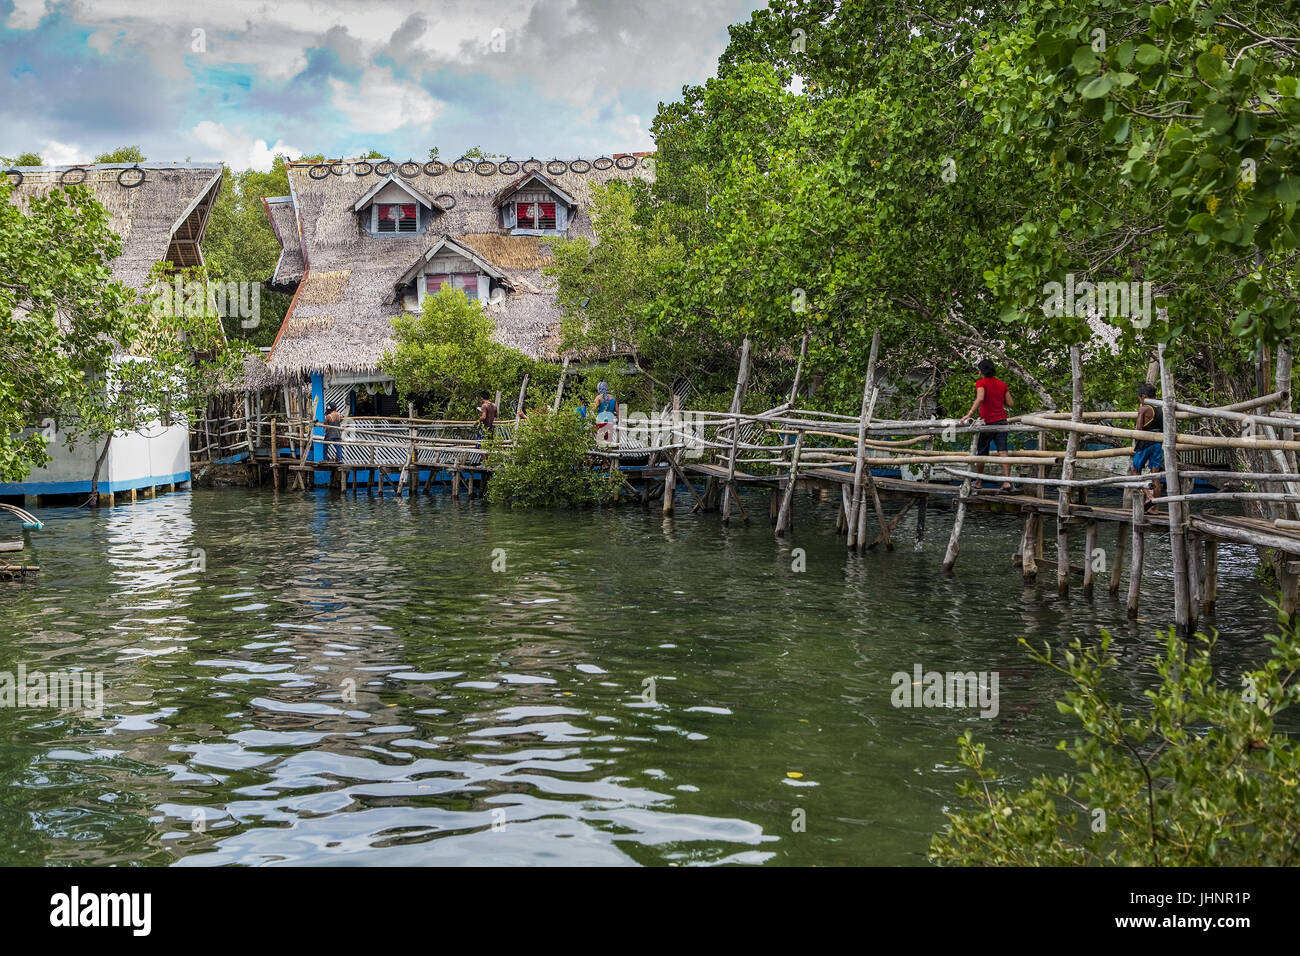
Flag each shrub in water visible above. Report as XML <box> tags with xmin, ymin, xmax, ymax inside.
<box><xmin>930</xmin><ymin>604</ymin><xmax>1300</xmax><ymax>866</ymax></box>
<box><xmin>485</xmin><ymin>407</ymin><xmax>622</xmax><ymax>508</ymax></box>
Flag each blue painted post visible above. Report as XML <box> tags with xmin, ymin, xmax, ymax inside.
<box><xmin>311</xmin><ymin>372</ymin><xmax>327</xmax><ymax>486</ymax></box>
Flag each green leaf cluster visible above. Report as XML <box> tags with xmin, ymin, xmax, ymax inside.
<box><xmin>484</xmin><ymin>407</ymin><xmax>622</xmax><ymax>508</ymax></box>
<box><xmin>931</xmin><ymin>604</ymin><xmax>1300</xmax><ymax>866</ymax></box>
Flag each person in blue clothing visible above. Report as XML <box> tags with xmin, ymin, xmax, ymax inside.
<box><xmin>575</xmin><ymin>396</ymin><xmax>589</xmax><ymax>420</ymax></box>
<box><xmin>594</xmin><ymin>381</ymin><xmax>617</xmax><ymax>443</ymax></box>
<box><xmin>1131</xmin><ymin>382</ymin><xmax>1164</xmax><ymax>515</ymax></box>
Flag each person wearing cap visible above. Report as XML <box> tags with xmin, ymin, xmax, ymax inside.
<box><xmin>323</xmin><ymin>404</ymin><xmax>343</xmax><ymax>462</ymax></box>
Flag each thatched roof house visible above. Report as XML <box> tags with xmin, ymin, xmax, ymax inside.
<box><xmin>0</xmin><ymin>162</ymin><xmax>222</xmax><ymax>499</ymax></box>
<box><xmin>3</xmin><ymin>162</ymin><xmax>223</xmax><ymax>289</ymax></box>
<box><xmin>262</xmin><ymin>154</ymin><xmax>652</xmax><ymax>402</ymax></box>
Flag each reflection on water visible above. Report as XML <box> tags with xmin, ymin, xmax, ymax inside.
<box><xmin>0</xmin><ymin>486</ymin><xmax>1283</xmax><ymax>865</ymax></box>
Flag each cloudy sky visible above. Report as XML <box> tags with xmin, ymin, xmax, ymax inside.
<box><xmin>1</xmin><ymin>0</ymin><xmax>764</xmax><ymax>169</ymax></box>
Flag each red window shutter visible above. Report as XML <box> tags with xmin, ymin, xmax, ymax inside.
<box><xmin>425</xmin><ymin>274</ymin><xmax>448</xmax><ymax>294</ymax></box>
<box><xmin>517</xmin><ymin>202</ymin><xmax>534</xmax><ymax>228</ymax></box>
<box><xmin>539</xmin><ymin>202</ymin><xmax>556</xmax><ymax>229</ymax></box>
<box><xmin>401</xmin><ymin>204</ymin><xmax>415</xmax><ymax>220</ymax></box>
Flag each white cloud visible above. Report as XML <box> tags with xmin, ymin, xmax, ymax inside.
<box><xmin>42</xmin><ymin>140</ymin><xmax>90</xmax><ymax>165</ymax></box>
<box><xmin>328</xmin><ymin>67</ymin><xmax>443</xmax><ymax>134</ymax></box>
<box><xmin>191</xmin><ymin>121</ymin><xmax>301</xmax><ymax>171</ymax></box>
<box><xmin>5</xmin><ymin>0</ymin><xmax>47</xmax><ymax>30</ymax></box>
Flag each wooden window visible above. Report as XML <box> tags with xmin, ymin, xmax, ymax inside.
<box><xmin>515</xmin><ymin>200</ymin><xmax>557</xmax><ymax>230</ymax></box>
<box><xmin>377</xmin><ymin>203</ymin><xmax>418</xmax><ymax>233</ymax></box>
<box><xmin>424</xmin><ymin>273</ymin><xmax>479</xmax><ymax>301</ymax></box>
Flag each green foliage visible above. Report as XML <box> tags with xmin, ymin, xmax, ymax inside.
<box><xmin>0</xmin><ymin>178</ymin><xmax>241</xmax><ymax>485</ymax></box>
<box><xmin>546</xmin><ymin>181</ymin><xmax>708</xmax><ymax>375</ymax></box>
<box><xmin>2</xmin><ymin>152</ymin><xmax>42</xmax><ymax>167</ymax></box>
<box><xmin>931</xmin><ymin>609</ymin><xmax>1300</xmax><ymax>866</ymax></box>
<box><xmin>382</xmin><ymin>285</ymin><xmax>531</xmax><ymax>416</ymax></box>
<box><xmin>484</xmin><ymin>407</ymin><xmax>622</xmax><ymax>508</ymax></box>
<box><xmin>92</xmin><ymin>145</ymin><xmax>146</xmax><ymax>164</ymax></box>
<box><xmin>200</xmin><ymin>157</ymin><xmax>294</xmax><ymax>347</ymax></box>
<box><xmin>557</xmin><ymin>1</ymin><xmax>1289</xmax><ymax>421</ymax></box>
<box><xmin>970</xmin><ymin>0</ymin><xmax>1300</xmax><ymax>350</ymax></box>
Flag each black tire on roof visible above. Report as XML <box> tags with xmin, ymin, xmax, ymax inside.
<box><xmin>117</xmin><ymin>165</ymin><xmax>146</xmax><ymax>188</ymax></box>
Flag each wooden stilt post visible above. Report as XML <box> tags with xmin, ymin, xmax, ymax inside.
<box><xmin>515</xmin><ymin>373</ymin><xmax>529</xmax><ymax>424</ymax></box>
<box><xmin>553</xmin><ymin>356</ymin><xmax>570</xmax><ymax>412</ymax></box>
<box><xmin>1057</xmin><ymin>345</ymin><xmax>1083</xmax><ymax>597</ymax></box>
<box><xmin>915</xmin><ymin>494</ymin><xmax>926</xmax><ymax>548</ymax></box>
<box><xmin>1127</xmin><ymin>492</ymin><xmax>1145</xmax><ymax>619</ymax></box>
<box><xmin>662</xmin><ymin>453</ymin><xmax>677</xmax><ymax>517</ymax></box>
<box><xmin>1187</xmin><ymin>530</ymin><xmax>1204</xmax><ymax>631</ymax></box>
<box><xmin>1202</xmin><ymin>540</ymin><xmax>1218</xmax><ymax>615</ymax></box>
<box><xmin>775</xmin><ymin>430</ymin><xmax>804</xmax><ymax>536</ymax></box>
<box><xmin>721</xmin><ymin>338</ymin><xmax>752</xmax><ymax>524</ymax></box>
<box><xmin>1109</xmin><ymin>517</ymin><xmax>1127</xmax><ymax>596</ymax></box>
<box><xmin>942</xmin><ymin>432</ymin><xmax>980</xmax><ymax>572</ymax></box>
<box><xmin>1082</xmin><ymin>519</ymin><xmax>1098</xmax><ymax>599</ymax></box>
<box><xmin>1021</xmin><ymin>513</ymin><xmax>1039</xmax><ymax>583</ymax></box>
<box><xmin>789</xmin><ymin>329</ymin><xmax>809</xmax><ymax>404</ymax></box>
<box><xmin>271</xmin><ymin>419</ymin><xmax>280</xmax><ymax>490</ymax></box>
<box><xmin>641</xmin><ymin>453</ymin><xmax>655</xmax><ymax>508</ymax></box>
<box><xmin>864</xmin><ymin>452</ymin><xmax>891</xmax><ymax>552</ymax></box>
<box><xmin>1158</xmin><ymin>343</ymin><xmax>1191</xmax><ymax>634</ymax></box>
<box><xmin>847</xmin><ymin>331</ymin><xmax>880</xmax><ymax>549</ymax></box>
<box><xmin>1280</xmin><ymin>560</ymin><xmax>1300</xmax><ymax>617</ymax></box>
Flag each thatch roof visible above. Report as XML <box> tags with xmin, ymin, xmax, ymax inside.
<box><xmin>4</xmin><ymin>162</ymin><xmax>223</xmax><ymax>289</ymax></box>
<box><xmin>264</xmin><ymin>153</ymin><xmax>653</xmax><ymax>376</ymax></box>
<box><xmin>263</xmin><ymin>195</ymin><xmax>304</xmax><ymax>291</ymax></box>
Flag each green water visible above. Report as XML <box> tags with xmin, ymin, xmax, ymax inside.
<box><xmin>0</xmin><ymin>486</ymin><xmax>1280</xmax><ymax>865</ymax></box>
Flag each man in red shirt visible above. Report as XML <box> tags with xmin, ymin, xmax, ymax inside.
<box><xmin>960</xmin><ymin>359</ymin><xmax>1013</xmax><ymax>491</ymax></box>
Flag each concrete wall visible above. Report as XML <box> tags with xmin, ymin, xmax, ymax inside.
<box><xmin>0</xmin><ymin>422</ymin><xmax>191</xmax><ymax>495</ymax></box>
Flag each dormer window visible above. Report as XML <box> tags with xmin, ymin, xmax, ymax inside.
<box><xmin>353</xmin><ymin>174</ymin><xmax>442</xmax><ymax>238</ymax></box>
<box><xmin>495</xmin><ymin>172</ymin><xmax>576</xmax><ymax>235</ymax></box>
<box><xmin>517</xmin><ymin>201</ymin><xmax>556</xmax><ymax>230</ymax></box>
<box><xmin>425</xmin><ymin>273</ymin><xmax>480</xmax><ymax>301</ymax></box>
<box><xmin>377</xmin><ymin>203</ymin><xmax>417</xmax><ymax>233</ymax></box>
